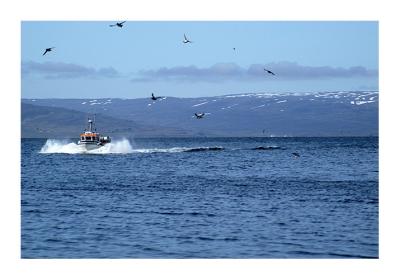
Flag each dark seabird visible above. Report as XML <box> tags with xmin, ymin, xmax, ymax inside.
<box><xmin>42</xmin><ymin>47</ymin><xmax>55</xmax><ymax>56</ymax></box>
<box><xmin>110</xmin><ymin>21</ymin><xmax>126</xmax><ymax>28</ymax></box>
<box><xmin>151</xmin><ymin>93</ymin><xmax>162</xmax><ymax>101</ymax></box>
<box><xmin>233</xmin><ymin>47</ymin><xmax>236</xmax><ymax>51</ymax></box>
<box><xmin>292</xmin><ymin>152</ymin><xmax>300</xmax><ymax>158</ymax></box>
<box><xmin>194</xmin><ymin>113</ymin><xmax>205</xmax><ymax>119</ymax></box>
<box><xmin>183</xmin><ymin>34</ymin><xmax>192</xmax><ymax>44</ymax></box>
<box><xmin>264</xmin><ymin>68</ymin><xmax>275</xmax><ymax>75</ymax></box>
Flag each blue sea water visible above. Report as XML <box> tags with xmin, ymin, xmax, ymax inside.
<box><xmin>21</xmin><ymin>137</ymin><xmax>378</xmax><ymax>258</ymax></box>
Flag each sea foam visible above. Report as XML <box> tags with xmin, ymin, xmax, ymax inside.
<box><xmin>39</xmin><ymin>138</ymin><xmax>134</xmax><ymax>154</ymax></box>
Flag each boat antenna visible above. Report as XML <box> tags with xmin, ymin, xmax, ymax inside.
<box><xmin>85</xmin><ymin>115</ymin><xmax>88</xmax><ymax>131</ymax></box>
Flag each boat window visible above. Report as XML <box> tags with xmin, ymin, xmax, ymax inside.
<box><xmin>86</xmin><ymin>136</ymin><xmax>91</xmax><ymax>141</ymax></box>
<box><xmin>81</xmin><ymin>136</ymin><xmax>84</xmax><ymax>140</ymax></box>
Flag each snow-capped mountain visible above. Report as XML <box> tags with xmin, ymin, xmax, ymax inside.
<box><xmin>22</xmin><ymin>91</ymin><xmax>378</xmax><ymax>137</ymax></box>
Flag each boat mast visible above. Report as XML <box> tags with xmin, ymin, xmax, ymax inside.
<box><xmin>88</xmin><ymin>119</ymin><xmax>93</xmax><ymax>132</ymax></box>
<box><xmin>85</xmin><ymin>114</ymin><xmax>97</xmax><ymax>133</ymax></box>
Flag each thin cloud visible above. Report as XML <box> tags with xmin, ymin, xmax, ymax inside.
<box><xmin>132</xmin><ymin>61</ymin><xmax>378</xmax><ymax>83</ymax></box>
<box><xmin>252</xmin><ymin>62</ymin><xmax>378</xmax><ymax>79</ymax></box>
<box><xmin>22</xmin><ymin>61</ymin><xmax>121</xmax><ymax>79</ymax></box>
<box><xmin>132</xmin><ymin>63</ymin><xmax>244</xmax><ymax>83</ymax></box>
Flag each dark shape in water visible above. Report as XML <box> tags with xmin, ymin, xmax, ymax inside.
<box><xmin>184</xmin><ymin>146</ymin><xmax>224</xmax><ymax>152</ymax></box>
<box><xmin>292</xmin><ymin>152</ymin><xmax>300</xmax><ymax>158</ymax></box>
<box><xmin>253</xmin><ymin>146</ymin><xmax>281</xmax><ymax>150</ymax></box>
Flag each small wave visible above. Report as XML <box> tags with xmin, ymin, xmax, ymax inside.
<box><xmin>252</xmin><ymin>146</ymin><xmax>282</xmax><ymax>150</ymax></box>
<box><xmin>132</xmin><ymin>146</ymin><xmax>224</xmax><ymax>153</ymax></box>
<box><xmin>39</xmin><ymin>138</ymin><xmax>134</xmax><ymax>154</ymax></box>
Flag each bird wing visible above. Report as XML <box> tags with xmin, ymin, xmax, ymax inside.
<box><xmin>120</xmin><ymin>21</ymin><xmax>126</xmax><ymax>24</ymax></box>
<box><xmin>42</xmin><ymin>50</ymin><xmax>48</xmax><ymax>56</ymax></box>
<box><xmin>109</xmin><ymin>24</ymin><xmax>116</xmax><ymax>27</ymax></box>
<box><xmin>184</xmin><ymin>34</ymin><xmax>188</xmax><ymax>40</ymax></box>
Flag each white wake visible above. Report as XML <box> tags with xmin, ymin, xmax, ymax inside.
<box><xmin>39</xmin><ymin>139</ymin><xmax>224</xmax><ymax>154</ymax></box>
<box><xmin>132</xmin><ymin>146</ymin><xmax>224</xmax><ymax>153</ymax></box>
<box><xmin>39</xmin><ymin>138</ymin><xmax>134</xmax><ymax>154</ymax></box>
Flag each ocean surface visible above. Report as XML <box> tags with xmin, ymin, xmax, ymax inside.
<box><xmin>21</xmin><ymin>137</ymin><xmax>378</xmax><ymax>258</ymax></box>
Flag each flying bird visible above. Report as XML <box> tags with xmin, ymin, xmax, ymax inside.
<box><xmin>151</xmin><ymin>93</ymin><xmax>162</xmax><ymax>101</ymax></box>
<box><xmin>183</xmin><ymin>34</ymin><xmax>192</xmax><ymax>44</ymax></box>
<box><xmin>42</xmin><ymin>47</ymin><xmax>55</xmax><ymax>56</ymax></box>
<box><xmin>109</xmin><ymin>21</ymin><xmax>126</xmax><ymax>28</ymax></box>
<box><xmin>264</xmin><ymin>68</ymin><xmax>275</xmax><ymax>75</ymax></box>
<box><xmin>194</xmin><ymin>112</ymin><xmax>205</xmax><ymax>119</ymax></box>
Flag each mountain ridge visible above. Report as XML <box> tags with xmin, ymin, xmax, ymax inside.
<box><xmin>21</xmin><ymin>103</ymin><xmax>193</xmax><ymax>138</ymax></box>
<box><xmin>22</xmin><ymin>91</ymin><xmax>378</xmax><ymax>137</ymax></box>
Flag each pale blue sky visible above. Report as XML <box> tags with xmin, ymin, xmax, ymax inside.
<box><xmin>21</xmin><ymin>21</ymin><xmax>378</xmax><ymax>98</ymax></box>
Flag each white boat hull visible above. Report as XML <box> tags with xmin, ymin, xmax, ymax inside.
<box><xmin>77</xmin><ymin>142</ymin><xmax>102</xmax><ymax>151</ymax></box>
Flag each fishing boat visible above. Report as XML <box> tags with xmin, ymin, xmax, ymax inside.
<box><xmin>78</xmin><ymin>117</ymin><xmax>111</xmax><ymax>151</ymax></box>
